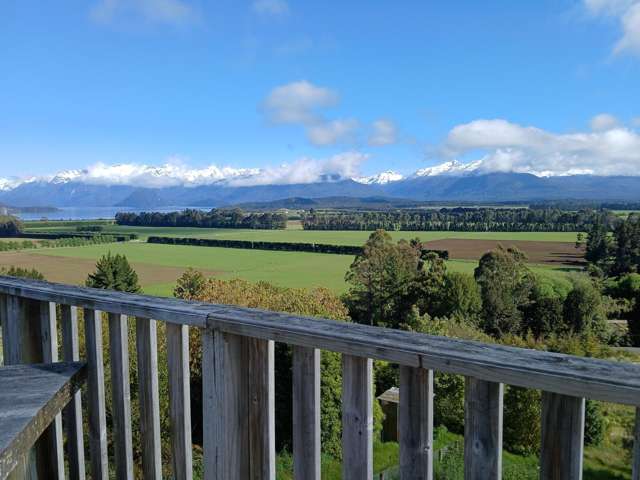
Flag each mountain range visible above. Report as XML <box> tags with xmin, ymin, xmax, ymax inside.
<box><xmin>2</xmin><ymin>160</ymin><xmax>640</xmax><ymax>208</ymax></box>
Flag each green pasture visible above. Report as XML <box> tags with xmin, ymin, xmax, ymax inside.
<box><xmin>31</xmin><ymin>242</ymin><xmax>580</xmax><ymax>297</ymax></box>
<box><xmin>25</xmin><ymin>223</ymin><xmax>580</xmax><ymax>244</ymax></box>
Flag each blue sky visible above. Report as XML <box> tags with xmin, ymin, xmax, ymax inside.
<box><xmin>1</xmin><ymin>0</ymin><xmax>639</xmax><ymax>182</ymax></box>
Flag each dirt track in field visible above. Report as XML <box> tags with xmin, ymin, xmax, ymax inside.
<box><xmin>423</xmin><ymin>239</ymin><xmax>585</xmax><ymax>266</ymax></box>
<box><xmin>0</xmin><ymin>251</ymin><xmax>222</xmax><ymax>286</ymax></box>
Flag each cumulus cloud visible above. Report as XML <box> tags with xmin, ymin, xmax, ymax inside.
<box><xmin>262</xmin><ymin>81</ymin><xmax>360</xmax><ymax>146</ymax></box>
<box><xmin>444</xmin><ymin>118</ymin><xmax>640</xmax><ymax>176</ymax></box>
<box><xmin>584</xmin><ymin>0</ymin><xmax>640</xmax><ymax>55</ymax></box>
<box><xmin>590</xmin><ymin>113</ymin><xmax>621</xmax><ymax>131</ymax></box>
<box><xmin>17</xmin><ymin>153</ymin><xmax>369</xmax><ymax>189</ymax></box>
<box><xmin>252</xmin><ymin>0</ymin><xmax>290</xmax><ymax>17</ymax></box>
<box><xmin>90</xmin><ymin>0</ymin><xmax>197</xmax><ymax>26</ymax></box>
<box><xmin>368</xmin><ymin>119</ymin><xmax>398</xmax><ymax>146</ymax></box>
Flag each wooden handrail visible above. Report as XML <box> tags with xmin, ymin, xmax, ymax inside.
<box><xmin>2</xmin><ymin>276</ymin><xmax>640</xmax><ymax>480</ymax></box>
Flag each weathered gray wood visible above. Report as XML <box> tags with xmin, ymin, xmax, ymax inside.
<box><xmin>206</xmin><ymin>305</ymin><xmax>640</xmax><ymax>406</ymax></box>
<box><xmin>342</xmin><ymin>355</ymin><xmax>373</xmax><ymax>480</ymax></box>
<box><xmin>108</xmin><ymin>313</ymin><xmax>134</xmax><ymax>480</ymax></box>
<box><xmin>38</xmin><ymin>301</ymin><xmax>65</xmax><ymax>480</ymax></box>
<box><xmin>136</xmin><ymin>317</ymin><xmax>162</xmax><ymax>480</ymax></box>
<box><xmin>202</xmin><ymin>330</ymin><xmax>275</xmax><ymax>480</ymax></box>
<box><xmin>61</xmin><ymin>305</ymin><xmax>86</xmax><ymax>480</ymax></box>
<box><xmin>464</xmin><ymin>377</ymin><xmax>503</xmax><ymax>480</ymax></box>
<box><xmin>166</xmin><ymin>323</ymin><xmax>193</xmax><ymax>480</ymax></box>
<box><xmin>0</xmin><ymin>275</ymin><xmax>210</xmax><ymax>326</ymax></box>
<box><xmin>1</xmin><ymin>296</ymin><xmax>22</xmax><ymax>365</ymax></box>
<box><xmin>247</xmin><ymin>337</ymin><xmax>275</xmax><ymax>480</ymax></box>
<box><xmin>399</xmin><ymin>366</ymin><xmax>433</xmax><ymax>480</ymax></box>
<box><xmin>84</xmin><ymin>309</ymin><xmax>108</xmax><ymax>480</ymax></box>
<box><xmin>4</xmin><ymin>277</ymin><xmax>640</xmax><ymax>405</ymax></box>
<box><xmin>540</xmin><ymin>392</ymin><xmax>585</xmax><ymax>480</ymax></box>
<box><xmin>633</xmin><ymin>408</ymin><xmax>640</xmax><ymax>480</ymax></box>
<box><xmin>0</xmin><ymin>362</ymin><xmax>86</xmax><ymax>479</ymax></box>
<box><xmin>0</xmin><ymin>294</ymin><xmax>6</xmax><ymax>365</ymax></box>
<box><xmin>292</xmin><ymin>346</ymin><xmax>321</xmax><ymax>480</ymax></box>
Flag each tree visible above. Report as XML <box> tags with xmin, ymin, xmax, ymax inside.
<box><xmin>0</xmin><ymin>266</ymin><xmax>45</xmax><ymax>280</ymax></box>
<box><xmin>474</xmin><ymin>246</ymin><xmax>534</xmax><ymax>337</ymax></box>
<box><xmin>174</xmin><ymin>268</ymin><xmax>206</xmax><ymax>300</ymax></box>
<box><xmin>562</xmin><ymin>278</ymin><xmax>608</xmax><ymax>338</ymax></box>
<box><xmin>585</xmin><ymin>222</ymin><xmax>610</xmax><ymax>265</ymax></box>
<box><xmin>86</xmin><ymin>252</ymin><xmax>141</xmax><ymax>293</ymax></box>
<box><xmin>439</xmin><ymin>272</ymin><xmax>482</xmax><ymax>323</ymax></box>
<box><xmin>0</xmin><ymin>215</ymin><xmax>23</xmax><ymax>237</ymax></box>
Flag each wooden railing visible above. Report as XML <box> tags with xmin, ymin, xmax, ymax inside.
<box><xmin>1</xmin><ymin>275</ymin><xmax>640</xmax><ymax>479</ymax></box>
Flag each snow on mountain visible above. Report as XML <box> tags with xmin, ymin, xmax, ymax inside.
<box><xmin>413</xmin><ymin>160</ymin><xmax>482</xmax><ymax>177</ymax></box>
<box><xmin>353</xmin><ymin>170</ymin><xmax>404</xmax><ymax>185</ymax></box>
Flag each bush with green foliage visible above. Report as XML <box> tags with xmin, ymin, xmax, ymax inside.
<box><xmin>0</xmin><ymin>215</ymin><xmax>23</xmax><ymax>236</ymax></box>
<box><xmin>86</xmin><ymin>252</ymin><xmax>141</xmax><ymax>293</ymax></box>
<box><xmin>0</xmin><ymin>266</ymin><xmax>45</xmax><ymax>280</ymax></box>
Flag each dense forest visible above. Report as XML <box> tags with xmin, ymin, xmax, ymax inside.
<box><xmin>301</xmin><ymin>207</ymin><xmax>613</xmax><ymax>232</ymax></box>
<box><xmin>115</xmin><ymin>208</ymin><xmax>287</xmax><ymax>229</ymax></box>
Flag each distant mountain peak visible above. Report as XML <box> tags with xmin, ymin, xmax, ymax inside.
<box><xmin>353</xmin><ymin>170</ymin><xmax>404</xmax><ymax>185</ymax></box>
<box><xmin>413</xmin><ymin>160</ymin><xmax>482</xmax><ymax>177</ymax></box>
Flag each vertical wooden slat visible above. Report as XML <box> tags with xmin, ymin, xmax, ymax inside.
<box><xmin>342</xmin><ymin>354</ymin><xmax>373</xmax><ymax>480</ymax></box>
<box><xmin>540</xmin><ymin>392</ymin><xmax>585</xmax><ymax>480</ymax></box>
<box><xmin>202</xmin><ymin>329</ymin><xmax>275</xmax><ymax>480</ymax></box>
<box><xmin>292</xmin><ymin>346</ymin><xmax>321</xmax><ymax>480</ymax></box>
<box><xmin>166</xmin><ymin>323</ymin><xmax>193</xmax><ymax>480</ymax></box>
<box><xmin>136</xmin><ymin>317</ymin><xmax>162</xmax><ymax>480</ymax></box>
<box><xmin>61</xmin><ymin>305</ymin><xmax>86</xmax><ymax>480</ymax></box>
<box><xmin>464</xmin><ymin>377</ymin><xmax>503</xmax><ymax>480</ymax></box>
<box><xmin>0</xmin><ymin>293</ymin><xmax>6</xmax><ymax>365</ymax></box>
<box><xmin>108</xmin><ymin>312</ymin><xmax>134</xmax><ymax>480</ymax></box>
<box><xmin>2</xmin><ymin>295</ymin><xmax>22</xmax><ymax>365</ymax></box>
<box><xmin>632</xmin><ymin>408</ymin><xmax>640</xmax><ymax>480</ymax></box>
<box><xmin>38</xmin><ymin>301</ymin><xmax>65</xmax><ymax>480</ymax></box>
<box><xmin>84</xmin><ymin>309</ymin><xmax>108</xmax><ymax>480</ymax></box>
<box><xmin>399</xmin><ymin>366</ymin><xmax>433</xmax><ymax>480</ymax></box>
<box><xmin>247</xmin><ymin>337</ymin><xmax>275</xmax><ymax>480</ymax></box>
<box><xmin>203</xmin><ymin>329</ymin><xmax>248</xmax><ymax>479</ymax></box>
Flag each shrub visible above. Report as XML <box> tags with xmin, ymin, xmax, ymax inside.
<box><xmin>86</xmin><ymin>252</ymin><xmax>141</xmax><ymax>293</ymax></box>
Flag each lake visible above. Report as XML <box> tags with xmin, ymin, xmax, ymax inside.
<box><xmin>15</xmin><ymin>206</ymin><xmax>214</xmax><ymax>221</ymax></box>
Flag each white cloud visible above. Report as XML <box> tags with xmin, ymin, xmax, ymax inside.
<box><xmin>306</xmin><ymin>119</ymin><xmax>359</xmax><ymax>146</ymax></box>
<box><xmin>585</xmin><ymin>0</ymin><xmax>640</xmax><ymax>55</ymax></box>
<box><xmin>90</xmin><ymin>0</ymin><xmax>197</xmax><ymax>26</ymax></box>
<box><xmin>262</xmin><ymin>81</ymin><xmax>359</xmax><ymax>146</ymax></box>
<box><xmin>263</xmin><ymin>81</ymin><xmax>338</xmax><ymax>125</ymax></box>
<box><xmin>445</xmin><ymin>118</ymin><xmax>640</xmax><ymax>176</ymax></box>
<box><xmin>252</xmin><ymin>0</ymin><xmax>290</xmax><ymax>17</ymax></box>
<box><xmin>4</xmin><ymin>154</ymin><xmax>369</xmax><ymax>190</ymax></box>
<box><xmin>368</xmin><ymin>119</ymin><xmax>398</xmax><ymax>146</ymax></box>
<box><xmin>590</xmin><ymin>113</ymin><xmax>621</xmax><ymax>131</ymax></box>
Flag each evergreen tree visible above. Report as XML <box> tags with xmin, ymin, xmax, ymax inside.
<box><xmin>86</xmin><ymin>252</ymin><xmax>141</xmax><ymax>293</ymax></box>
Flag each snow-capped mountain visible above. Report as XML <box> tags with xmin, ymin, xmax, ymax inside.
<box><xmin>413</xmin><ymin>160</ymin><xmax>482</xmax><ymax>177</ymax></box>
<box><xmin>353</xmin><ymin>170</ymin><xmax>404</xmax><ymax>185</ymax></box>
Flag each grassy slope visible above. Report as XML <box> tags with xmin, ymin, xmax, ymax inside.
<box><xmin>25</xmin><ymin>224</ymin><xmax>580</xmax><ymax>243</ymax></box>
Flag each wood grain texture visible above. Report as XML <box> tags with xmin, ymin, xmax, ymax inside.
<box><xmin>3</xmin><ymin>277</ymin><xmax>640</xmax><ymax>405</ymax></box>
<box><xmin>38</xmin><ymin>301</ymin><xmax>65</xmax><ymax>480</ymax></box>
<box><xmin>0</xmin><ymin>294</ymin><xmax>6</xmax><ymax>365</ymax></box>
<box><xmin>292</xmin><ymin>346</ymin><xmax>321</xmax><ymax>480</ymax></box>
<box><xmin>136</xmin><ymin>317</ymin><xmax>162</xmax><ymax>480</ymax></box>
<box><xmin>540</xmin><ymin>392</ymin><xmax>585</xmax><ymax>480</ymax></box>
<box><xmin>0</xmin><ymin>362</ymin><xmax>86</xmax><ymax>479</ymax></box>
<box><xmin>399</xmin><ymin>366</ymin><xmax>433</xmax><ymax>480</ymax></box>
<box><xmin>342</xmin><ymin>355</ymin><xmax>373</xmax><ymax>480</ymax></box>
<box><xmin>247</xmin><ymin>337</ymin><xmax>275</xmax><ymax>480</ymax></box>
<box><xmin>108</xmin><ymin>313</ymin><xmax>134</xmax><ymax>480</ymax></box>
<box><xmin>203</xmin><ymin>330</ymin><xmax>249</xmax><ymax>480</ymax></box>
<box><xmin>206</xmin><ymin>305</ymin><xmax>640</xmax><ymax>406</ymax></box>
<box><xmin>1</xmin><ymin>295</ymin><xmax>22</xmax><ymax>365</ymax></box>
<box><xmin>464</xmin><ymin>378</ymin><xmax>503</xmax><ymax>480</ymax></box>
<box><xmin>166</xmin><ymin>323</ymin><xmax>193</xmax><ymax>480</ymax></box>
<box><xmin>633</xmin><ymin>408</ymin><xmax>640</xmax><ymax>480</ymax></box>
<box><xmin>61</xmin><ymin>305</ymin><xmax>86</xmax><ymax>480</ymax></box>
<box><xmin>0</xmin><ymin>276</ymin><xmax>210</xmax><ymax>326</ymax></box>
<box><xmin>83</xmin><ymin>309</ymin><xmax>108</xmax><ymax>480</ymax></box>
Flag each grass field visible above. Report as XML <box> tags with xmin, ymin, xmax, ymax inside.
<box><xmin>0</xmin><ymin>241</ymin><xmax>580</xmax><ymax>297</ymax></box>
<box><xmin>24</xmin><ymin>224</ymin><xmax>581</xmax><ymax>244</ymax></box>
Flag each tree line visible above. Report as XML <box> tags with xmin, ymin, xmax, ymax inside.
<box><xmin>147</xmin><ymin>235</ymin><xmax>449</xmax><ymax>259</ymax></box>
<box><xmin>301</xmin><ymin>207</ymin><xmax>611</xmax><ymax>232</ymax></box>
<box><xmin>115</xmin><ymin>208</ymin><xmax>287</xmax><ymax>229</ymax></box>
